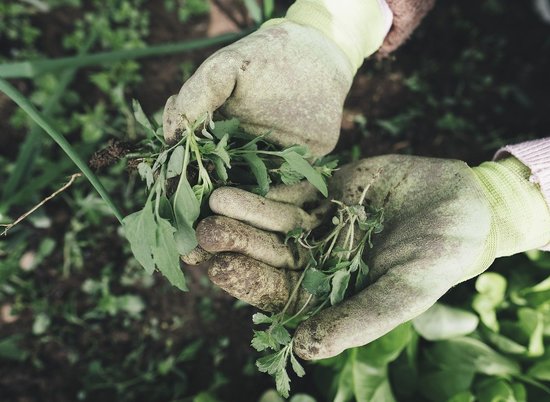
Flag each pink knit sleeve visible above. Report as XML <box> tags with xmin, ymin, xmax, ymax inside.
<box><xmin>494</xmin><ymin>137</ymin><xmax>550</xmax><ymax>251</ymax></box>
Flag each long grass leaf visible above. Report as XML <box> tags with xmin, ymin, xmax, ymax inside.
<box><xmin>0</xmin><ymin>31</ymin><xmax>250</xmax><ymax>78</ymax></box>
<box><xmin>0</xmin><ymin>78</ymin><xmax>123</xmax><ymax>223</ymax></box>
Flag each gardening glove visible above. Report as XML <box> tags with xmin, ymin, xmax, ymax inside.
<box><xmin>163</xmin><ymin>0</ymin><xmax>393</xmax><ymax>156</ymax></box>
<box><xmin>194</xmin><ymin>154</ymin><xmax>550</xmax><ymax>360</ymax></box>
<box><xmin>379</xmin><ymin>0</ymin><xmax>436</xmax><ymax>55</ymax></box>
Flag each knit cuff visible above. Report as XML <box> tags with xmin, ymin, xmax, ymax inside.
<box><xmin>494</xmin><ymin>138</ymin><xmax>550</xmax><ymax>251</ymax></box>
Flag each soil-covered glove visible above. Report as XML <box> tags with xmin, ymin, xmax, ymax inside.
<box><xmin>194</xmin><ymin>155</ymin><xmax>550</xmax><ymax>360</ymax></box>
<box><xmin>163</xmin><ymin>0</ymin><xmax>392</xmax><ymax>156</ymax></box>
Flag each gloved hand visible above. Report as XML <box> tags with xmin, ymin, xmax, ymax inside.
<box><xmin>194</xmin><ymin>155</ymin><xmax>550</xmax><ymax>360</ymax></box>
<box><xmin>162</xmin><ymin>0</ymin><xmax>392</xmax><ymax>156</ymax></box>
<box><xmin>379</xmin><ymin>0</ymin><xmax>436</xmax><ymax>55</ymax></box>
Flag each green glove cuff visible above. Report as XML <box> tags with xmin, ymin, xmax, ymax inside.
<box><xmin>263</xmin><ymin>0</ymin><xmax>392</xmax><ymax>73</ymax></box>
<box><xmin>472</xmin><ymin>157</ymin><xmax>550</xmax><ymax>259</ymax></box>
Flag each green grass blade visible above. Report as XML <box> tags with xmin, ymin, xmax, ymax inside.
<box><xmin>0</xmin><ymin>78</ymin><xmax>124</xmax><ymax>224</ymax></box>
<box><xmin>2</xmin><ymin>33</ymin><xmax>98</xmax><ymax>202</ymax></box>
<box><xmin>0</xmin><ymin>31</ymin><xmax>251</xmax><ymax>78</ymax></box>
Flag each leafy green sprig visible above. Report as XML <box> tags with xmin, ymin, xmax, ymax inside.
<box><xmin>124</xmin><ymin>100</ymin><xmax>337</xmax><ymax>291</ymax></box>
<box><xmin>251</xmin><ymin>186</ymin><xmax>384</xmax><ymax>397</ymax></box>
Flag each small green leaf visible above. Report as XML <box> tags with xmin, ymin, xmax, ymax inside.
<box><xmin>152</xmin><ymin>151</ymin><xmax>168</xmax><ymax>172</ymax></box>
<box><xmin>166</xmin><ymin>145</ymin><xmax>184</xmax><ymax>178</ymax></box>
<box><xmin>173</xmin><ymin>173</ymin><xmax>200</xmax><ymax>228</ymax></box>
<box><xmin>137</xmin><ymin>162</ymin><xmax>154</xmax><ymax>189</ymax></box>
<box><xmin>242</xmin><ymin>152</ymin><xmax>270</xmax><ymax>195</ymax></box>
<box><xmin>275</xmin><ymin>368</ymin><xmax>291</xmax><ymax>398</ymax></box>
<box><xmin>173</xmin><ymin>221</ymin><xmax>198</xmax><ymax>256</ymax></box>
<box><xmin>252</xmin><ymin>330</ymin><xmax>279</xmax><ymax>352</ymax></box>
<box><xmin>123</xmin><ymin>202</ymin><xmax>157</xmax><ymax>274</ymax></box>
<box><xmin>271</xmin><ymin>325</ymin><xmax>291</xmax><ymax>346</ymax></box>
<box><xmin>212</xmin><ymin>156</ymin><xmax>228</xmax><ymax>182</ymax></box>
<box><xmin>257</xmin><ymin>351</ymin><xmax>284</xmax><ymax>375</ymax></box>
<box><xmin>253</xmin><ymin>312</ymin><xmax>273</xmax><ymax>325</ymax></box>
<box><xmin>528</xmin><ymin>359</ymin><xmax>550</xmax><ymax>381</ymax></box>
<box><xmin>302</xmin><ymin>269</ymin><xmax>330</xmax><ymax>296</ymax></box>
<box><xmin>279</xmin><ymin>162</ymin><xmax>304</xmax><ymax>186</ymax></box>
<box><xmin>280</xmin><ymin>151</ymin><xmax>327</xmax><ymax>196</ymax></box>
<box><xmin>211</xmin><ymin>118</ymin><xmax>240</xmax><ymax>140</ymax></box>
<box><xmin>290</xmin><ymin>353</ymin><xmax>305</xmax><ymax>377</ymax></box>
<box><xmin>132</xmin><ymin>99</ymin><xmax>157</xmax><ymax>137</ymax></box>
<box><xmin>153</xmin><ymin>218</ymin><xmax>188</xmax><ymax>291</ymax></box>
<box><xmin>330</xmin><ymin>270</ymin><xmax>350</xmax><ymax>305</ymax></box>
<box><xmin>0</xmin><ymin>336</ymin><xmax>28</xmax><ymax>362</ymax></box>
<box><xmin>413</xmin><ymin>303</ymin><xmax>479</xmax><ymax>341</ymax></box>
<box><xmin>213</xmin><ymin>133</ymin><xmax>231</xmax><ymax>167</ymax></box>
<box><xmin>473</xmin><ymin>272</ymin><xmax>507</xmax><ymax>332</ymax></box>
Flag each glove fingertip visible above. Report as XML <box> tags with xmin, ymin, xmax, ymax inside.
<box><xmin>180</xmin><ymin>246</ymin><xmax>212</xmax><ymax>266</ymax></box>
<box><xmin>162</xmin><ymin>94</ymin><xmax>184</xmax><ymax>144</ymax></box>
<box><xmin>293</xmin><ymin>319</ymin><xmax>335</xmax><ymax>361</ymax></box>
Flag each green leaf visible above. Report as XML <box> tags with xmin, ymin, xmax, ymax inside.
<box><xmin>426</xmin><ymin>337</ymin><xmax>520</xmax><ymax>377</ymax></box>
<box><xmin>242</xmin><ymin>152</ymin><xmax>270</xmax><ymax>195</ymax></box>
<box><xmin>123</xmin><ymin>202</ymin><xmax>157</xmax><ymax>274</ymax></box>
<box><xmin>331</xmin><ymin>325</ymin><xmax>412</xmax><ymax>402</ymax></box>
<box><xmin>132</xmin><ymin>99</ymin><xmax>157</xmax><ymax>137</ymax></box>
<box><xmin>153</xmin><ymin>217</ymin><xmax>187</xmax><ymax>291</ymax></box>
<box><xmin>257</xmin><ymin>351</ymin><xmax>284</xmax><ymax>375</ymax></box>
<box><xmin>518</xmin><ymin>308</ymin><xmax>544</xmax><ymax>357</ymax></box>
<box><xmin>482</xmin><ymin>328</ymin><xmax>527</xmax><ymax>355</ymax></box>
<box><xmin>446</xmin><ymin>391</ymin><xmax>475</xmax><ymax>402</ymax></box>
<box><xmin>290</xmin><ymin>395</ymin><xmax>316</xmax><ymax>402</ymax></box>
<box><xmin>252</xmin><ymin>312</ymin><xmax>273</xmax><ymax>325</ymax></box>
<box><xmin>302</xmin><ymin>269</ymin><xmax>331</xmax><ymax>296</ymax></box>
<box><xmin>279</xmin><ymin>162</ymin><xmax>304</xmax><ymax>186</ymax></box>
<box><xmin>213</xmin><ymin>133</ymin><xmax>231</xmax><ymax>167</ymax></box>
<box><xmin>173</xmin><ymin>221</ymin><xmax>198</xmax><ymax>255</ymax></box>
<box><xmin>290</xmin><ymin>353</ymin><xmax>305</xmax><ymax>377</ymax></box>
<box><xmin>330</xmin><ymin>270</ymin><xmax>350</xmax><ymax>305</ymax></box>
<box><xmin>166</xmin><ymin>145</ymin><xmax>184</xmax><ymax>178</ymax></box>
<box><xmin>420</xmin><ymin>369</ymin><xmax>475</xmax><ymax>402</ymax></box>
<box><xmin>275</xmin><ymin>368</ymin><xmax>291</xmax><ymax>398</ymax></box>
<box><xmin>271</xmin><ymin>325</ymin><xmax>292</xmax><ymax>346</ymax></box>
<box><xmin>211</xmin><ymin>118</ymin><xmax>240</xmax><ymax>140</ymax></box>
<box><xmin>252</xmin><ymin>330</ymin><xmax>280</xmax><ymax>352</ymax></box>
<box><xmin>173</xmin><ymin>173</ymin><xmax>200</xmax><ymax>227</ymax></box>
<box><xmin>473</xmin><ymin>272</ymin><xmax>507</xmax><ymax>332</ymax></box>
<box><xmin>212</xmin><ymin>156</ymin><xmax>228</xmax><ymax>182</ymax></box>
<box><xmin>152</xmin><ymin>151</ymin><xmax>168</xmax><ymax>172</ymax></box>
<box><xmin>528</xmin><ymin>359</ymin><xmax>550</xmax><ymax>381</ymax></box>
<box><xmin>413</xmin><ymin>303</ymin><xmax>479</xmax><ymax>341</ymax></box>
<box><xmin>0</xmin><ymin>336</ymin><xmax>28</xmax><ymax>362</ymax></box>
<box><xmin>243</xmin><ymin>0</ymin><xmax>262</xmax><ymax>23</ymax></box>
<box><xmin>281</xmin><ymin>151</ymin><xmax>327</xmax><ymax>197</ymax></box>
<box><xmin>475</xmin><ymin>378</ymin><xmax>519</xmax><ymax>402</ymax></box>
<box><xmin>137</xmin><ymin>162</ymin><xmax>154</xmax><ymax>189</ymax></box>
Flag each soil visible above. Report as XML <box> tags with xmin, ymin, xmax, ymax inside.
<box><xmin>1</xmin><ymin>0</ymin><xmax>550</xmax><ymax>401</ymax></box>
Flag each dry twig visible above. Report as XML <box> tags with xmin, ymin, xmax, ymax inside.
<box><xmin>1</xmin><ymin>173</ymin><xmax>82</xmax><ymax>236</ymax></box>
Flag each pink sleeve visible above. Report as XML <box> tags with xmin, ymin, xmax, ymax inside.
<box><xmin>494</xmin><ymin>137</ymin><xmax>550</xmax><ymax>251</ymax></box>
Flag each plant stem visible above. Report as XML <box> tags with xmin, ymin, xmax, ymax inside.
<box><xmin>0</xmin><ymin>78</ymin><xmax>124</xmax><ymax>224</ymax></box>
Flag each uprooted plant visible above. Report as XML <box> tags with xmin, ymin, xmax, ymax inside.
<box><xmin>124</xmin><ymin>100</ymin><xmax>337</xmax><ymax>290</ymax></box>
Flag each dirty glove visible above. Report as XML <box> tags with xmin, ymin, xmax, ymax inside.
<box><xmin>163</xmin><ymin>0</ymin><xmax>392</xmax><ymax>156</ymax></box>
<box><xmin>194</xmin><ymin>155</ymin><xmax>550</xmax><ymax>360</ymax></box>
